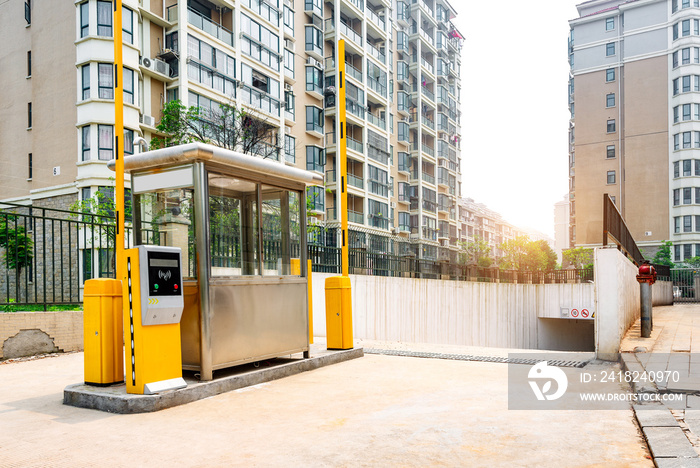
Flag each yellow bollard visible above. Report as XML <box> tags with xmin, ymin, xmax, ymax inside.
<box><xmin>325</xmin><ymin>276</ymin><xmax>353</xmax><ymax>349</ymax></box>
<box><xmin>83</xmin><ymin>278</ymin><xmax>124</xmax><ymax>386</ymax></box>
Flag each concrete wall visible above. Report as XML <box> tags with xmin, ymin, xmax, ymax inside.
<box><xmin>594</xmin><ymin>248</ymin><xmax>640</xmax><ymax>360</ymax></box>
<box><xmin>652</xmin><ymin>280</ymin><xmax>673</xmax><ymax>306</ymax></box>
<box><xmin>0</xmin><ymin>311</ymin><xmax>83</xmax><ymax>359</ymax></box>
<box><xmin>311</xmin><ymin>273</ymin><xmax>595</xmax><ymax>351</ymax></box>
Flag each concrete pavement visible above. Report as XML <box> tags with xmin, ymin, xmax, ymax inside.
<box><xmin>0</xmin><ymin>340</ymin><xmax>651</xmax><ymax>467</ymax></box>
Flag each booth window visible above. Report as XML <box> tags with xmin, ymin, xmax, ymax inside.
<box><xmin>135</xmin><ymin>188</ymin><xmax>197</xmax><ymax>279</ymax></box>
<box><xmin>208</xmin><ymin>172</ymin><xmax>302</xmax><ymax>277</ymax></box>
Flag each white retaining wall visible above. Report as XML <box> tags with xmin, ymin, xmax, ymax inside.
<box><xmin>652</xmin><ymin>281</ymin><xmax>673</xmax><ymax>306</ymax></box>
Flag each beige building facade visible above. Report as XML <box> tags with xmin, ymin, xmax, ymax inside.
<box><xmin>569</xmin><ymin>0</ymin><xmax>673</xmax><ymax>258</ymax></box>
<box><xmin>0</xmin><ymin>0</ymin><xmax>463</xmax><ymax>265</ymax></box>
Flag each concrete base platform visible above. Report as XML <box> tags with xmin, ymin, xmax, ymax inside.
<box><xmin>63</xmin><ymin>345</ymin><xmax>363</xmax><ymax>414</ymax></box>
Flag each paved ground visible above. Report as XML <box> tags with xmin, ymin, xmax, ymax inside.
<box><xmin>0</xmin><ymin>341</ymin><xmax>651</xmax><ymax>467</ymax></box>
<box><xmin>621</xmin><ymin>304</ymin><xmax>700</xmax><ymax>466</ymax></box>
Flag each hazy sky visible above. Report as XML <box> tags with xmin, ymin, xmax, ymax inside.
<box><xmin>453</xmin><ymin>1</ymin><xmax>581</xmax><ymax>238</ymax></box>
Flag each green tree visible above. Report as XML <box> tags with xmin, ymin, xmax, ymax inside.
<box><xmin>499</xmin><ymin>236</ymin><xmax>557</xmax><ymax>271</ymax></box>
<box><xmin>651</xmin><ymin>241</ymin><xmax>674</xmax><ymax>267</ymax></box>
<box><xmin>0</xmin><ymin>215</ymin><xmax>33</xmax><ymax>273</ymax></box>
<box><xmin>562</xmin><ymin>246</ymin><xmax>594</xmax><ymax>269</ymax></box>
<box><xmin>685</xmin><ymin>256</ymin><xmax>700</xmax><ymax>268</ymax></box>
<box><xmin>150</xmin><ymin>99</ymin><xmax>280</xmax><ymax>159</ymax></box>
<box><xmin>459</xmin><ymin>236</ymin><xmax>493</xmax><ymax>267</ymax></box>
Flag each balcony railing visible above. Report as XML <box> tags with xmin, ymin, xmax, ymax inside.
<box><xmin>167</xmin><ymin>4</ymin><xmax>178</xmax><ymax>22</ymax></box>
<box><xmin>420</xmin><ymin>28</ymin><xmax>434</xmax><ymax>47</ymax></box>
<box><xmin>188</xmin><ymin>8</ymin><xmax>234</xmax><ymax>47</ymax></box>
<box><xmin>423</xmin><ymin>115</ymin><xmax>435</xmax><ymax>130</ymax></box>
<box><xmin>422</xmin><ymin>87</ymin><xmax>435</xmax><ymax>103</ymax></box>
<box><xmin>340</xmin><ymin>21</ymin><xmax>363</xmax><ymax>46</ymax></box>
<box><xmin>240</xmin><ymin>84</ymin><xmax>281</xmax><ymax>116</ymax></box>
<box><xmin>349</xmin><ymin>210</ymin><xmax>364</xmax><ymax>224</ymax></box>
<box><xmin>326</xmin><ymin>206</ymin><xmax>337</xmax><ymax>220</ymax></box>
<box><xmin>369</xmin><ymin>214</ymin><xmax>389</xmax><ymax>230</ymax></box>
<box><xmin>412</xmin><ymin>0</ymin><xmax>433</xmax><ymax>18</ymax></box>
<box><xmin>422</xmin><ymin>172</ymin><xmax>435</xmax><ymax>185</ymax></box>
<box><xmin>348</xmin><ymin>173</ymin><xmax>364</xmax><ymax>189</ymax></box>
<box><xmin>346</xmin><ymin>62</ymin><xmax>363</xmax><ymax>82</ymax></box>
<box><xmin>347</xmin><ymin>136</ymin><xmax>363</xmax><ymax>153</ymax></box>
<box><xmin>346</xmin><ymin>0</ymin><xmax>364</xmax><ymax>11</ymax></box>
<box><xmin>368</xmin><ymin>77</ymin><xmax>387</xmax><ymax>97</ymax></box>
<box><xmin>326</xmin><ymin>169</ymin><xmax>336</xmax><ymax>183</ymax></box>
<box><xmin>367</xmin><ymin>112</ymin><xmax>386</xmax><ymax>130</ymax></box>
<box><xmin>421</xmin><ymin>57</ymin><xmax>434</xmax><ymax>74</ymax></box>
<box><xmin>422</xmin><ymin>144</ymin><xmax>435</xmax><ymax>158</ymax></box>
<box><xmin>423</xmin><ymin>200</ymin><xmax>437</xmax><ymax>212</ymax></box>
<box><xmin>366</xmin><ymin>42</ymin><xmax>386</xmax><ymax>64</ymax></box>
<box><xmin>367</xmin><ymin>9</ymin><xmax>386</xmax><ymax>32</ymax></box>
<box><xmin>346</xmin><ymin>98</ymin><xmax>366</xmax><ymax>119</ymax></box>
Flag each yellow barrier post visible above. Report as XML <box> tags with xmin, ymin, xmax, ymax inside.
<box><xmin>83</xmin><ymin>279</ymin><xmax>124</xmax><ymax>386</ymax></box>
<box><xmin>308</xmin><ymin>259</ymin><xmax>313</xmax><ymax>344</ymax></box>
<box><xmin>324</xmin><ymin>39</ymin><xmax>353</xmax><ymax>349</ymax></box>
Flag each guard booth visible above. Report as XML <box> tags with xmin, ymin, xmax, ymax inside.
<box><xmin>114</xmin><ymin>142</ymin><xmax>323</xmax><ymax>381</ymax></box>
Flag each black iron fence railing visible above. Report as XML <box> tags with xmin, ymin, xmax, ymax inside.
<box><xmin>0</xmin><ymin>205</ymin><xmax>596</xmax><ymax>308</ymax></box>
<box><xmin>603</xmin><ymin>193</ymin><xmax>643</xmax><ymax>265</ymax></box>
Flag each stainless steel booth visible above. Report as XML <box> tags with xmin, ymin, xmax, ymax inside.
<box><xmin>114</xmin><ymin>143</ymin><xmax>323</xmax><ymax>380</ymax></box>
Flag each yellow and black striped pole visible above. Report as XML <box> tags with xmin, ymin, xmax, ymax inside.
<box><xmin>114</xmin><ymin>0</ymin><xmax>125</xmax><ymax>280</ymax></box>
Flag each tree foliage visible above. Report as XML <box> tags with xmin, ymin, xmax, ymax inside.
<box><xmin>498</xmin><ymin>236</ymin><xmax>557</xmax><ymax>271</ymax></box>
<box><xmin>562</xmin><ymin>246</ymin><xmax>594</xmax><ymax>269</ymax></box>
<box><xmin>0</xmin><ymin>216</ymin><xmax>33</xmax><ymax>273</ymax></box>
<box><xmin>459</xmin><ymin>236</ymin><xmax>493</xmax><ymax>267</ymax></box>
<box><xmin>150</xmin><ymin>99</ymin><xmax>280</xmax><ymax>159</ymax></box>
<box><xmin>651</xmin><ymin>240</ymin><xmax>674</xmax><ymax>267</ymax></box>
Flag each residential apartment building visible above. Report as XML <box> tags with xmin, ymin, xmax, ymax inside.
<box><xmin>568</xmin><ymin>0</ymin><xmax>683</xmax><ymax>259</ymax></box>
<box><xmin>456</xmin><ymin>197</ymin><xmax>527</xmax><ymax>262</ymax></box>
<box><xmin>554</xmin><ymin>195</ymin><xmax>570</xmax><ymax>263</ymax></box>
<box><xmin>0</xmin><ymin>0</ymin><xmax>463</xmax><ymax>263</ymax></box>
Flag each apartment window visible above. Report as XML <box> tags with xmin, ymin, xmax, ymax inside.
<box><xmin>283</xmin><ymin>6</ymin><xmax>294</xmax><ymax>34</ymax></box>
<box><xmin>696</xmin><ymin>76</ymin><xmax>700</xmax><ymax>91</ymax></box>
<box><xmin>80</xmin><ymin>2</ymin><xmax>89</xmax><ymax>37</ymax></box>
<box><xmin>27</xmin><ymin>51</ymin><xmax>31</xmax><ymax>77</ymax></box>
<box><xmin>98</xmin><ymin>125</ymin><xmax>113</xmax><ymax>160</ymax></box>
<box><xmin>606</xmin><ymin>119</ymin><xmax>616</xmax><ymax>133</ymax></box>
<box><xmin>683</xmin><ymin>47</ymin><xmax>691</xmax><ymax>64</ymax></box>
<box><xmin>685</xmin><ymin>215</ymin><xmax>693</xmax><ymax>232</ymax></box>
<box><xmin>28</xmin><ymin>154</ymin><xmax>32</xmax><ymax>180</ymax></box>
<box><xmin>685</xmin><ymin>103</ymin><xmax>692</xmax><ymax>120</ymax></box>
<box><xmin>306</xmin><ymin>186</ymin><xmax>324</xmax><ymax>212</ymax></box>
<box><xmin>696</xmin><ymin>104</ymin><xmax>700</xmax><ymax>120</ymax></box>
<box><xmin>81</xmin><ymin>65</ymin><xmax>90</xmax><ymax>100</ymax></box>
<box><xmin>674</xmin><ymin>51</ymin><xmax>679</xmax><ymax>68</ymax></box>
<box><xmin>240</xmin><ymin>14</ymin><xmax>281</xmax><ymax>72</ymax></box>
<box><xmin>674</xmin><ymin>23</ymin><xmax>680</xmax><ymax>40</ymax></box>
<box><xmin>124</xmin><ymin>129</ymin><xmax>134</xmax><ymax>155</ymax></box>
<box><xmin>305</xmin><ymin>146</ymin><xmax>325</xmax><ymax>172</ymax></box>
<box><xmin>675</xmin><ymin>161</ymin><xmax>680</xmax><ymax>177</ymax></box>
<box><xmin>674</xmin><ymin>188</ymin><xmax>681</xmax><ymax>205</ymax></box>
<box><xmin>685</xmin><ymin>187</ymin><xmax>693</xmax><ymax>204</ymax></box>
<box><xmin>685</xmin><ymin>131</ymin><xmax>692</xmax><ymax>148</ymax></box>
<box><xmin>25</xmin><ymin>0</ymin><xmax>30</xmax><ymax>25</ymax></box>
<box><xmin>675</xmin><ymin>133</ymin><xmax>680</xmax><ymax>150</ymax></box>
<box><xmin>674</xmin><ymin>78</ymin><xmax>680</xmax><ymax>95</ymax></box>
<box><xmin>696</xmin><ymin>18</ymin><xmax>700</xmax><ymax>35</ymax></box>
<box><xmin>696</xmin><ymin>131</ymin><xmax>700</xmax><ymax>148</ymax></box>
<box><xmin>122</xmin><ymin>7</ymin><xmax>133</xmax><ymax>44</ymax></box>
<box><xmin>284</xmin><ymin>49</ymin><xmax>295</xmax><ymax>79</ymax></box>
<box><xmin>82</xmin><ymin>126</ymin><xmax>91</xmax><ymax>161</ymax></box>
<box><xmin>305</xmin><ymin>106</ymin><xmax>323</xmax><ymax>134</ymax></box>
<box><xmin>607</xmin><ymin>145</ymin><xmax>615</xmax><ymax>158</ymax></box>
<box><xmin>696</xmin><ymin>187</ymin><xmax>700</xmax><ymax>204</ymax></box>
<box><xmin>284</xmin><ymin>91</ymin><xmax>295</xmax><ymax>119</ymax></box>
<box><xmin>675</xmin><ymin>217</ymin><xmax>681</xmax><ymax>234</ymax></box>
<box><xmin>607</xmin><ymin>170</ymin><xmax>616</xmax><ymax>184</ymax></box>
<box><xmin>696</xmin><ymin>216</ymin><xmax>700</xmax><ymax>232</ymax></box>
<box><xmin>696</xmin><ymin>159</ymin><xmax>700</xmax><ymax>175</ymax></box>
<box><xmin>675</xmin><ymin>106</ymin><xmax>680</xmax><ymax>123</ymax></box>
<box><xmin>27</xmin><ymin>102</ymin><xmax>32</xmax><ymax>128</ymax></box>
<box><xmin>675</xmin><ymin>244</ymin><xmax>681</xmax><ymax>261</ymax></box>
<box><xmin>684</xmin><ymin>19</ymin><xmax>691</xmax><ymax>36</ymax></box>
<box><xmin>606</xmin><ymin>93</ymin><xmax>615</xmax><ymax>107</ymax></box>
<box><xmin>685</xmin><ymin>244</ymin><xmax>693</xmax><ymax>259</ymax></box>
<box><xmin>684</xmin><ymin>75</ymin><xmax>692</xmax><ymax>92</ymax></box>
<box><xmin>305</xmin><ymin>66</ymin><xmax>323</xmax><ymax>95</ymax></box>
<box><xmin>123</xmin><ymin>68</ymin><xmax>134</xmax><ymax>105</ymax></box>
<box><xmin>606</xmin><ymin>68</ymin><xmax>615</xmax><ymax>82</ymax></box>
<box><xmin>284</xmin><ymin>135</ymin><xmax>296</xmax><ymax>163</ymax></box>
<box><xmin>606</xmin><ymin>43</ymin><xmax>615</xmax><ymax>56</ymax></box>
<box><xmin>98</xmin><ymin>64</ymin><xmax>113</xmax><ymax>99</ymax></box>
<box><xmin>673</xmin><ymin>0</ymin><xmax>679</xmax><ymax>12</ymax></box>
<box><xmin>96</xmin><ymin>1</ymin><xmax>112</xmax><ymax>36</ymax></box>
<box><xmin>305</xmin><ymin>25</ymin><xmax>323</xmax><ymax>58</ymax></box>
<box><xmin>685</xmin><ymin>159</ymin><xmax>692</xmax><ymax>175</ymax></box>
<box><xmin>605</xmin><ymin>17</ymin><xmax>615</xmax><ymax>31</ymax></box>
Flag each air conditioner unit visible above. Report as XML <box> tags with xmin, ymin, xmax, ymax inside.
<box><xmin>141</xmin><ymin>57</ymin><xmax>170</xmax><ymax>77</ymax></box>
<box><xmin>306</xmin><ymin>57</ymin><xmax>323</xmax><ymax>70</ymax></box>
<box><xmin>284</xmin><ymin>39</ymin><xmax>295</xmax><ymax>51</ymax></box>
<box><xmin>390</xmin><ymin>202</ymin><xmax>396</xmax><ymax>209</ymax></box>
<box><xmin>284</xmin><ymin>83</ymin><xmax>293</xmax><ymax>91</ymax></box>
<box><xmin>140</xmin><ymin>114</ymin><xmax>156</xmax><ymax>127</ymax></box>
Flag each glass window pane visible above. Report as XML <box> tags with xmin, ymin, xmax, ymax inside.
<box><xmin>208</xmin><ymin>173</ymin><xmax>258</xmax><ymax>276</ymax></box>
<box><xmin>261</xmin><ymin>186</ymin><xmax>301</xmax><ymax>276</ymax></box>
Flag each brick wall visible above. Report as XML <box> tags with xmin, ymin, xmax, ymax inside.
<box><xmin>0</xmin><ymin>311</ymin><xmax>83</xmax><ymax>359</ymax></box>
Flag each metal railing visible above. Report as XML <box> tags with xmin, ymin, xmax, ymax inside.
<box><xmin>367</xmin><ymin>112</ymin><xmax>386</xmax><ymax>130</ymax></box>
<box><xmin>188</xmin><ymin>8</ymin><xmax>234</xmax><ymax>47</ymax></box>
<box><xmin>347</xmin><ymin>136</ymin><xmax>364</xmax><ymax>153</ymax></box>
<box><xmin>366</xmin><ymin>42</ymin><xmax>386</xmax><ymax>64</ymax></box>
<box><xmin>366</xmin><ymin>9</ymin><xmax>386</xmax><ymax>32</ymax></box>
<box><xmin>340</xmin><ymin>21</ymin><xmax>363</xmax><ymax>46</ymax></box>
<box><xmin>346</xmin><ymin>62</ymin><xmax>363</xmax><ymax>82</ymax></box>
<box><xmin>602</xmin><ymin>193</ymin><xmax>643</xmax><ymax>265</ymax></box>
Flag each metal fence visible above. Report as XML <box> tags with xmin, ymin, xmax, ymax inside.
<box><xmin>603</xmin><ymin>193</ymin><xmax>643</xmax><ymax>265</ymax></box>
<box><xmin>671</xmin><ymin>268</ymin><xmax>700</xmax><ymax>302</ymax></box>
<box><xmin>0</xmin><ymin>204</ymin><xmax>595</xmax><ymax>308</ymax></box>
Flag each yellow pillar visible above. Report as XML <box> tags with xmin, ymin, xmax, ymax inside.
<box><xmin>324</xmin><ymin>39</ymin><xmax>353</xmax><ymax>349</ymax></box>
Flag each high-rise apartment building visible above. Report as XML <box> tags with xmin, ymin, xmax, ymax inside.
<box><xmin>0</xmin><ymin>0</ymin><xmax>463</xmax><ymax>262</ymax></box>
<box><xmin>568</xmin><ymin>0</ymin><xmax>682</xmax><ymax>258</ymax></box>
<box><xmin>554</xmin><ymin>195</ymin><xmax>570</xmax><ymax>263</ymax></box>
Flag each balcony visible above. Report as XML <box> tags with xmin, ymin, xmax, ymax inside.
<box><xmin>349</xmin><ymin>210</ymin><xmax>364</xmax><ymax>224</ymax></box>
<box><xmin>346</xmin><ymin>61</ymin><xmax>363</xmax><ymax>83</ymax></box>
<box><xmin>412</xmin><ymin>0</ymin><xmax>433</xmax><ymax>19</ymax></box>
<box><xmin>346</xmin><ymin>98</ymin><xmax>366</xmax><ymax>120</ymax></box>
<box><xmin>367</xmin><ymin>77</ymin><xmax>387</xmax><ymax>98</ymax></box>
<box><xmin>368</xmin><ymin>214</ymin><xmax>390</xmax><ymax>230</ymax></box>
<box><xmin>325</xmin><ymin>131</ymin><xmax>336</xmax><ymax>151</ymax></box>
<box><xmin>187</xmin><ymin>8</ymin><xmax>233</xmax><ymax>47</ymax></box>
<box><xmin>422</xmin><ymin>87</ymin><xmax>435</xmax><ymax>103</ymax></box>
<box><xmin>326</xmin><ymin>206</ymin><xmax>337</xmax><ymax>221</ymax></box>
<box><xmin>367</xmin><ymin>112</ymin><xmax>386</xmax><ymax>130</ymax></box>
<box><xmin>366</xmin><ymin>42</ymin><xmax>386</xmax><ymax>64</ymax></box>
<box><xmin>348</xmin><ymin>173</ymin><xmax>364</xmax><ymax>190</ymax></box>
<box><xmin>398</xmin><ymin>152</ymin><xmax>411</xmax><ymax>174</ymax></box>
<box><xmin>421</xmin><ymin>56</ymin><xmax>434</xmax><ymax>75</ymax></box>
<box><xmin>422</xmin><ymin>144</ymin><xmax>435</xmax><ymax>158</ymax></box>
<box><xmin>167</xmin><ymin>4</ymin><xmax>178</xmax><ymax>22</ymax></box>
<box><xmin>366</xmin><ymin>8</ymin><xmax>386</xmax><ymax>34</ymax></box>
<box><xmin>397</xmin><ymin>90</ymin><xmax>411</xmax><ymax>116</ymax></box>
<box><xmin>397</xmin><ymin>1</ymin><xmax>410</xmax><ymax>26</ymax></box>
<box><xmin>240</xmin><ymin>84</ymin><xmax>281</xmax><ymax>116</ymax></box>
<box><xmin>326</xmin><ymin>169</ymin><xmax>336</xmax><ymax>183</ymax></box>
<box><xmin>368</xmin><ymin>145</ymin><xmax>390</xmax><ymax>165</ymax></box>
<box><xmin>422</xmin><ymin>199</ymin><xmax>437</xmax><ymax>213</ymax></box>
<box><xmin>344</xmin><ymin>0</ymin><xmax>364</xmax><ymax>12</ymax></box>
<box><xmin>422</xmin><ymin>171</ymin><xmax>435</xmax><ymax>185</ymax></box>
<box><xmin>423</xmin><ymin>115</ymin><xmax>435</xmax><ymax>131</ymax></box>
<box><xmin>340</xmin><ymin>21</ymin><xmax>363</xmax><ymax>47</ymax></box>
<box><xmin>347</xmin><ymin>136</ymin><xmax>364</xmax><ymax>154</ymax></box>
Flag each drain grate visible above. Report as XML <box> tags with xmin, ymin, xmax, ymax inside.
<box><xmin>363</xmin><ymin>349</ymin><xmax>589</xmax><ymax>368</ymax></box>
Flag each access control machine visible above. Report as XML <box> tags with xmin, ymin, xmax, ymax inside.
<box><xmin>122</xmin><ymin>245</ymin><xmax>187</xmax><ymax>395</ymax></box>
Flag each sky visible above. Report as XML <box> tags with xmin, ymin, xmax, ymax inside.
<box><xmin>452</xmin><ymin>0</ymin><xmax>582</xmax><ymax>238</ymax></box>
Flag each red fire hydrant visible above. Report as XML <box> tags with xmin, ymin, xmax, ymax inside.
<box><xmin>636</xmin><ymin>260</ymin><xmax>656</xmax><ymax>338</ymax></box>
